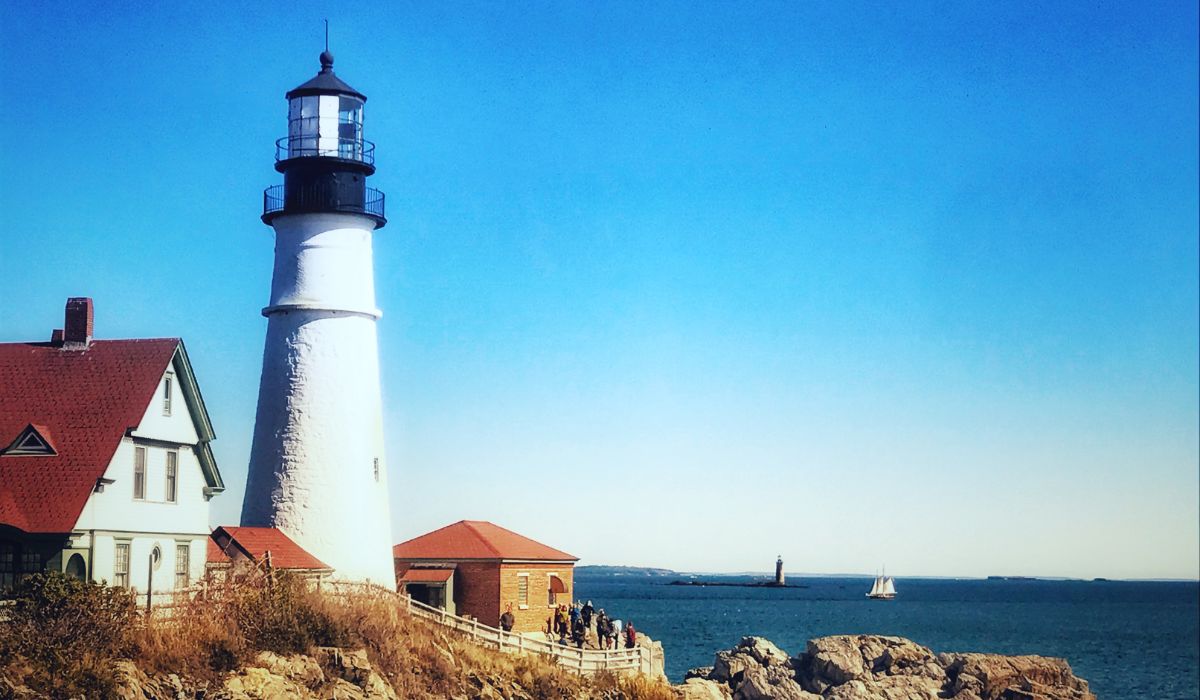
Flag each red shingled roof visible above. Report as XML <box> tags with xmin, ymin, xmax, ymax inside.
<box><xmin>0</xmin><ymin>339</ymin><xmax>180</xmax><ymax>533</ymax></box>
<box><xmin>392</xmin><ymin>520</ymin><xmax>577</xmax><ymax>562</ymax></box>
<box><xmin>207</xmin><ymin>536</ymin><xmax>232</xmax><ymax>563</ymax></box>
<box><xmin>213</xmin><ymin>526</ymin><xmax>331</xmax><ymax>571</ymax></box>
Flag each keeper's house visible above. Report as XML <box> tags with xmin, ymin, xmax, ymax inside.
<box><xmin>393</xmin><ymin>520</ymin><xmax>577</xmax><ymax>633</ymax></box>
<box><xmin>0</xmin><ymin>298</ymin><xmax>224</xmax><ymax>592</ymax></box>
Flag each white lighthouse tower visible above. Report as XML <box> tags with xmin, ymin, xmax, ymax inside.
<box><xmin>241</xmin><ymin>50</ymin><xmax>394</xmax><ymax>583</ymax></box>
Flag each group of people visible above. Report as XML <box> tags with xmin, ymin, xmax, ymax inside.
<box><xmin>548</xmin><ymin>600</ymin><xmax>637</xmax><ymax>650</ymax></box>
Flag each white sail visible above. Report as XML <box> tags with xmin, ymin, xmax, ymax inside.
<box><xmin>882</xmin><ymin>577</ymin><xmax>896</xmax><ymax>596</ymax></box>
<box><xmin>868</xmin><ymin>576</ymin><xmax>883</xmax><ymax>596</ymax></box>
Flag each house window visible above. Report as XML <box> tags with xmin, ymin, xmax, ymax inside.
<box><xmin>373</xmin><ymin>458</ymin><xmax>380</xmax><ymax>482</ymax></box>
<box><xmin>133</xmin><ymin>447</ymin><xmax>146</xmax><ymax>500</ymax></box>
<box><xmin>19</xmin><ymin>550</ymin><xmax>39</xmax><ymax>581</ymax></box>
<box><xmin>517</xmin><ymin>573</ymin><xmax>529</xmax><ymax>609</ymax></box>
<box><xmin>165</xmin><ymin>451</ymin><xmax>178</xmax><ymax>502</ymax></box>
<box><xmin>113</xmin><ymin>542</ymin><xmax>130</xmax><ymax>588</ymax></box>
<box><xmin>0</xmin><ymin>543</ymin><xmax>14</xmax><ymax>588</ymax></box>
<box><xmin>175</xmin><ymin>543</ymin><xmax>189</xmax><ymax>588</ymax></box>
<box><xmin>163</xmin><ymin>373</ymin><xmax>173</xmax><ymax>416</ymax></box>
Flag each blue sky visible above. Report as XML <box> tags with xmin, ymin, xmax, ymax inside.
<box><xmin>1</xmin><ymin>2</ymin><xmax>1196</xmax><ymax>579</ymax></box>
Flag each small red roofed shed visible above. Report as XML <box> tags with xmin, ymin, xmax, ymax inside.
<box><xmin>209</xmin><ymin>526</ymin><xmax>332</xmax><ymax>579</ymax></box>
<box><xmin>393</xmin><ymin>520</ymin><xmax>577</xmax><ymax>632</ymax></box>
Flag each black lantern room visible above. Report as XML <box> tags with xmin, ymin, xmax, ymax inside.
<box><xmin>262</xmin><ymin>51</ymin><xmax>386</xmax><ymax>228</ymax></box>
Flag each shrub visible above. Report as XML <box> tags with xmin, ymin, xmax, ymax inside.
<box><xmin>228</xmin><ymin>571</ymin><xmax>347</xmax><ymax>654</ymax></box>
<box><xmin>0</xmin><ymin>572</ymin><xmax>138</xmax><ymax>697</ymax></box>
<box><xmin>133</xmin><ymin>569</ymin><xmax>348</xmax><ymax>679</ymax></box>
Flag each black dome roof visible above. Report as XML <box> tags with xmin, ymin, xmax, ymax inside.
<box><xmin>286</xmin><ymin>52</ymin><xmax>366</xmax><ymax>102</ymax></box>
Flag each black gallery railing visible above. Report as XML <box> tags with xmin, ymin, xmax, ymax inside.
<box><xmin>263</xmin><ymin>185</ymin><xmax>385</xmax><ymax>220</ymax></box>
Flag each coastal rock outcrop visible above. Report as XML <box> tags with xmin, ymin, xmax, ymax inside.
<box><xmin>685</xmin><ymin>635</ymin><xmax>1095</xmax><ymax>700</ymax></box>
<box><xmin>939</xmin><ymin>652</ymin><xmax>1095</xmax><ymax>700</ymax></box>
<box><xmin>680</xmin><ymin>677</ymin><xmax>735</xmax><ymax>700</ymax></box>
<box><xmin>109</xmin><ymin>648</ymin><xmax>398</xmax><ymax>700</ymax></box>
<box><xmin>217</xmin><ymin>648</ymin><xmax>397</xmax><ymax>700</ymax></box>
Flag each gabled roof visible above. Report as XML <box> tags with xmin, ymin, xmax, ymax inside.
<box><xmin>212</xmin><ymin>526</ymin><xmax>331</xmax><ymax>571</ymax></box>
<box><xmin>0</xmin><ymin>338</ymin><xmax>223</xmax><ymax>533</ymax></box>
<box><xmin>392</xmin><ymin>520</ymin><xmax>578</xmax><ymax>562</ymax></box>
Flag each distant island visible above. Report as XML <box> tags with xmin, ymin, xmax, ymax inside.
<box><xmin>668</xmin><ymin>580</ymin><xmax>808</xmax><ymax>589</ymax></box>
<box><xmin>575</xmin><ymin>565</ymin><xmax>679</xmax><ymax>576</ymax></box>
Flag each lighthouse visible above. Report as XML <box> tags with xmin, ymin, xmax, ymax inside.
<box><xmin>241</xmin><ymin>50</ymin><xmax>395</xmax><ymax>583</ymax></box>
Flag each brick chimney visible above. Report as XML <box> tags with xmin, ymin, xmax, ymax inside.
<box><xmin>63</xmin><ymin>297</ymin><xmax>94</xmax><ymax>348</ymax></box>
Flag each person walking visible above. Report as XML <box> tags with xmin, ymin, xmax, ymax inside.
<box><xmin>595</xmin><ymin>609</ymin><xmax>609</xmax><ymax>650</ymax></box>
<box><xmin>624</xmin><ymin>620</ymin><xmax>637</xmax><ymax>649</ymax></box>
<box><xmin>611</xmin><ymin>618</ymin><xmax>622</xmax><ymax>650</ymax></box>
<box><xmin>499</xmin><ymin>603</ymin><xmax>515</xmax><ymax>633</ymax></box>
<box><xmin>556</xmin><ymin>605</ymin><xmax>570</xmax><ymax>645</ymax></box>
<box><xmin>571</xmin><ymin>614</ymin><xmax>586</xmax><ymax>648</ymax></box>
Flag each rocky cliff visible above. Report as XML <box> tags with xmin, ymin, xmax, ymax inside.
<box><xmin>680</xmin><ymin>635</ymin><xmax>1095</xmax><ymax>700</ymax></box>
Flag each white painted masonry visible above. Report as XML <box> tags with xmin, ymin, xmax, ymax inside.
<box><xmin>242</xmin><ymin>211</ymin><xmax>395</xmax><ymax>584</ymax></box>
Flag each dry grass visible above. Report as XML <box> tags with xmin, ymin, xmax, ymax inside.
<box><xmin>2</xmin><ymin>571</ymin><xmax>677</xmax><ymax>699</ymax></box>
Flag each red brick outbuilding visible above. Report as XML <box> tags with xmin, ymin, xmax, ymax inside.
<box><xmin>393</xmin><ymin>520</ymin><xmax>577</xmax><ymax>633</ymax></box>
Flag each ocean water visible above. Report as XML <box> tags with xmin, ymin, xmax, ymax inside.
<box><xmin>574</xmin><ymin>574</ymin><xmax>1199</xmax><ymax>699</ymax></box>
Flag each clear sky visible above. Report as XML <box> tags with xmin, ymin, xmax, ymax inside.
<box><xmin>1</xmin><ymin>2</ymin><xmax>1196</xmax><ymax>579</ymax></box>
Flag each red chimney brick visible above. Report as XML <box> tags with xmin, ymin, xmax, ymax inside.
<box><xmin>63</xmin><ymin>297</ymin><xmax>93</xmax><ymax>347</ymax></box>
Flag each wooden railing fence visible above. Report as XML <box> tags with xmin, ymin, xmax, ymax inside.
<box><xmin>324</xmin><ymin>580</ymin><xmax>661</xmax><ymax>676</ymax></box>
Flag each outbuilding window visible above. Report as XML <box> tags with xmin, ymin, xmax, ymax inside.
<box><xmin>548</xmin><ymin>573</ymin><xmax>566</xmax><ymax>607</ymax></box>
<box><xmin>517</xmin><ymin>572</ymin><xmax>529</xmax><ymax>609</ymax></box>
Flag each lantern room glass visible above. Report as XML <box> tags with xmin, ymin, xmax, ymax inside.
<box><xmin>287</xmin><ymin>94</ymin><xmax>365</xmax><ymax>161</ymax></box>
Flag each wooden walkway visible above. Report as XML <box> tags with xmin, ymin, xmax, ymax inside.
<box><xmin>324</xmin><ymin>581</ymin><xmax>662</xmax><ymax>676</ymax></box>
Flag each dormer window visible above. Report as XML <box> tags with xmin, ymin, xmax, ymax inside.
<box><xmin>2</xmin><ymin>424</ymin><xmax>56</xmax><ymax>456</ymax></box>
<box><xmin>163</xmin><ymin>373</ymin><xmax>174</xmax><ymax>416</ymax></box>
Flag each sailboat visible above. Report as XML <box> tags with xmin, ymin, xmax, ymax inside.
<box><xmin>867</xmin><ymin>570</ymin><xmax>897</xmax><ymax>600</ymax></box>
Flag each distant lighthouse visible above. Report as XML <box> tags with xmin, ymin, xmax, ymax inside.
<box><xmin>241</xmin><ymin>50</ymin><xmax>394</xmax><ymax>583</ymax></box>
<box><xmin>775</xmin><ymin>556</ymin><xmax>785</xmax><ymax>586</ymax></box>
